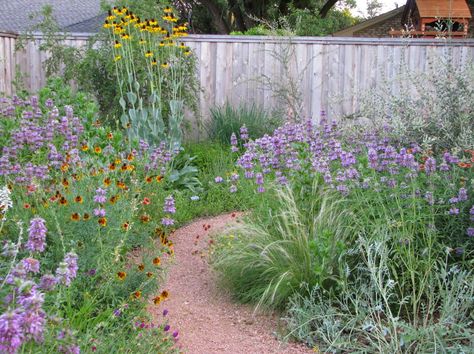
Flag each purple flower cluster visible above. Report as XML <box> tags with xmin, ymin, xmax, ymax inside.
<box><xmin>1</xmin><ymin>216</ymin><xmax>79</xmax><ymax>353</ymax></box>
<box><xmin>231</xmin><ymin>117</ymin><xmax>474</xmax><ymax>250</ymax></box>
<box><xmin>0</xmin><ymin>96</ymin><xmax>85</xmax><ymax>185</ymax></box>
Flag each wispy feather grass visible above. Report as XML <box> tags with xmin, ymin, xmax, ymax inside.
<box><xmin>212</xmin><ymin>178</ymin><xmax>353</xmax><ymax>310</ymax></box>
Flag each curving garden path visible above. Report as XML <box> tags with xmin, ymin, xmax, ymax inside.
<box><xmin>148</xmin><ymin>213</ymin><xmax>312</xmax><ymax>354</ymax></box>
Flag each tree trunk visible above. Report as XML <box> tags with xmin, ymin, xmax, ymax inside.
<box><xmin>200</xmin><ymin>0</ymin><xmax>231</xmax><ymax>34</ymax></box>
<box><xmin>319</xmin><ymin>0</ymin><xmax>338</xmax><ymax>18</ymax></box>
<box><xmin>229</xmin><ymin>0</ymin><xmax>247</xmax><ymax>32</ymax></box>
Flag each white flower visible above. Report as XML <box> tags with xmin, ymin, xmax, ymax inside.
<box><xmin>0</xmin><ymin>186</ymin><xmax>12</xmax><ymax>221</ymax></box>
<box><xmin>190</xmin><ymin>195</ymin><xmax>200</xmax><ymax>201</ymax></box>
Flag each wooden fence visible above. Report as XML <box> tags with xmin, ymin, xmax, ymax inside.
<box><xmin>2</xmin><ymin>31</ymin><xmax>474</xmax><ymax>120</ymax></box>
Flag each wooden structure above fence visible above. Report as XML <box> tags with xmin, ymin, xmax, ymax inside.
<box><xmin>2</xmin><ymin>32</ymin><xmax>474</xmax><ymax>121</ymax></box>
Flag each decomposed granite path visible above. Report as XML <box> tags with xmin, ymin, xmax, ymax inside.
<box><xmin>148</xmin><ymin>212</ymin><xmax>313</xmax><ymax>354</ymax></box>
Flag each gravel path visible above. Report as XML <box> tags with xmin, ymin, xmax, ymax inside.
<box><xmin>148</xmin><ymin>213</ymin><xmax>312</xmax><ymax>354</ymax></box>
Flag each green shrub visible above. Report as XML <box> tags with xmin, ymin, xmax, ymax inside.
<box><xmin>207</xmin><ymin>103</ymin><xmax>281</xmax><ymax>144</ymax></box>
<box><xmin>357</xmin><ymin>53</ymin><xmax>474</xmax><ymax>152</ymax></box>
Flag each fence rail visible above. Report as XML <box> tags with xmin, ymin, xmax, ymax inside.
<box><xmin>2</xmin><ymin>31</ymin><xmax>474</xmax><ymax>120</ymax></box>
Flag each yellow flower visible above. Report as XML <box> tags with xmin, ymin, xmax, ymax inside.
<box><xmin>161</xmin><ymin>62</ymin><xmax>169</xmax><ymax>69</ymax></box>
<box><xmin>164</xmin><ymin>6</ymin><xmax>172</xmax><ymax>14</ymax></box>
<box><xmin>139</xmin><ymin>39</ymin><xmax>146</xmax><ymax>45</ymax></box>
<box><xmin>114</xmin><ymin>55</ymin><xmax>122</xmax><ymax>62</ymax></box>
<box><xmin>145</xmin><ymin>51</ymin><xmax>153</xmax><ymax>58</ymax></box>
<box><xmin>159</xmin><ymin>41</ymin><xmax>165</xmax><ymax>47</ymax></box>
<box><xmin>121</xmin><ymin>33</ymin><xmax>131</xmax><ymax>40</ymax></box>
<box><xmin>114</xmin><ymin>40</ymin><xmax>122</xmax><ymax>48</ymax></box>
<box><xmin>151</xmin><ymin>60</ymin><xmax>157</xmax><ymax>66</ymax></box>
<box><xmin>184</xmin><ymin>49</ymin><xmax>191</xmax><ymax>56</ymax></box>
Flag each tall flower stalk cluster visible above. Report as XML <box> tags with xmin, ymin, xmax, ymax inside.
<box><xmin>1</xmin><ymin>213</ymin><xmax>79</xmax><ymax>353</ymax></box>
<box><xmin>104</xmin><ymin>6</ymin><xmax>194</xmax><ymax>148</ymax></box>
<box><xmin>0</xmin><ymin>96</ymin><xmax>84</xmax><ymax>185</ymax></box>
<box><xmin>231</xmin><ymin>117</ymin><xmax>474</xmax><ymax>253</ymax></box>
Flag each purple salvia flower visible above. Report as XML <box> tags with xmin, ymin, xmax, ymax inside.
<box><xmin>55</xmin><ymin>252</ymin><xmax>78</xmax><ymax>286</ymax></box>
<box><xmin>39</xmin><ymin>274</ymin><xmax>57</xmax><ymax>291</ymax></box>
<box><xmin>230</xmin><ymin>133</ymin><xmax>238</xmax><ymax>152</ymax></box>
<box><xmin>466</xmin><ymin>227</ymin><xmax>474</xmax><ymax>237</ymax></box>
<box><xmin>425</xmin><ymin>192</ymin><xmax>434</xmax><ymax>206</ymax></box>
<box><xmin>161</xmin><ymin>218</ymin><xmax>174</xmax><ymax>226</ymax></box>
<box><xmin>449</xmin><ymin>207</ymin><xmax>459</xmax><ymax>215</ymax></box>
<box><xmin>424</xmin><ymin>157</ymin><xmax>436</xmax><ymax>175</ymax></box>
<box><xmin>0</xmin><ymin>310</ymin><xmax>24</xmax><ymax>354</ymax></box>
<box><xmin>93</xmin><ymin>208</ymin><xmax>106</xmax><ymax>217</ymax></box>
<box><xmin>64</xmin><ymin>252</ymin><xmax>78</xmax><ymax>280</ymax></box>
<box><xmin>163</xmin><ymin>196</ymin><xmax>176</xmax><ymax>214</ymax></box>
<box><xmin>22</xmin><ymin>258</ymin><xmax>40</xmax><ymax>273</ymax></box>
<box><xmin>255</xmin><ymin>173</ymin><xmax>264</xmax><ymax>186</ymax></box>
<box><xmin>27</xmin><ymin>218</ymin><xmax>47</xmax><ymax>253</ymax></box>
<box><xmin>93</xmin><ymin>188</ymin><xmax>107</xmax><ymax>204</ymax></box>
<box><xmin>240</xmin><ymin>125</ymin><xmax>249</xmax><ymax>141</ymax></box>
<box><xmin>229</xmin><ymin>185</ymin><xmax>237</xmax><ymax>193</ymax></box>
<box><xmin>214</xmin><ymin>176</ymin><xmax>224</xmax><ymax>183</ymax></box>
<box><xmin>458</xmin><ymin>188</ymin><xmax>468</xmax><ymax>202</ymax></box>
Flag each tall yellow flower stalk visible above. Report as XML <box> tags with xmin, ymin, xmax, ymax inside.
<box><xmin>104</xmin><ymin>6</ymin><xmax>193</xmax><ymax>148</ymax></box>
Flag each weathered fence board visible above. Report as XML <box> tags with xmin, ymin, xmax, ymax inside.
<box><xmin>1</xmin><ymin>32</ymin><xmax>474</xmax><ymax>121</ymax></box>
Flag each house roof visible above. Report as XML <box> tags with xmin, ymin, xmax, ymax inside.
<box><xmin>0</xmin><ymin>0</ymin><xmax>106</xmax><ymax>33</ymax></box>
<box><xmin>333</xmin><ymin>6</ymin><xmax>405</xmax><ymax>37</ymax></box>
<box><xmin>415</xmin><ymin>0</ymin><xmax>472</xmax><ymax>18</ymax></box>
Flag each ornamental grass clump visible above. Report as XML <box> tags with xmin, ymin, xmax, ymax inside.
<box><xmin>104</xmin><ymin>5</ymin><xmax>194</xmax><ymax>148</ymax></box>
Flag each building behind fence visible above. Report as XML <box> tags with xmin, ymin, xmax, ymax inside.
<box><xmin>1</xmin><ymin>31</ymin><xmax>474</xmax><ymax>121</ymax></box>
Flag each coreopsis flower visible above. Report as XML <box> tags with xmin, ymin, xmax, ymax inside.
<box><xmin>98</xmin><ymin>217</ymin><xmax>107</xmax><ymax>227</ymax></box>
<box><xmin>138</xmin><ymin>264</ymin><xmax>145</xmax><ymax>271</ymax></box>
<box><xmin>70</xmin><ymin>213</ymin><xmax>80</xmax><ymax>221</ymax></box>
<box><xmin>83</xmin><ymin>213</ymin><xmax>90</xmax><ymax>221</ymax></box>
<box><xmin>74</xmin><ymin>196</ymin><xmax>83</xmax><ymax>203</ymax></box>
<box><xmin>152</xmin><ymin>257</ymin><xmax>161</xmax><ymax>266</ymax></box>
<box><xmin>117</xmin><ymin>271</ymin><xmax>127</xmax><ymax>280</ymax></box>
<box><xmin>27</xmin><ymin>218</ymin><xmax>47</xmax><ymax>252</ymax></box>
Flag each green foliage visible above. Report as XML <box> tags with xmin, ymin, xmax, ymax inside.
<box><xmin>208</xmin><ymin>103</ymin><xmax>281</xmax><ymax>144</ymax></box>
<box><xmin>38</xmin><ymin>77</ymin><xmax>98</xmax><ymax>122</ymax></box>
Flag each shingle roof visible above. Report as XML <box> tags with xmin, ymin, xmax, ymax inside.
<box><xmin>416</xmin><ymin>0</ymin><xmax>472</xmax><ymax>18</ymax></box>
<box><xmin>0</xmin><ymin>0</ymin><xmax>105</xmax><ymax>33</ymax></box>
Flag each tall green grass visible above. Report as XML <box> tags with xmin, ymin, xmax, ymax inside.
<box><xmin>212</xmin><ymin>179</ymin><xmax>353</xmax><ymax>309</ymax></box>
<box><xmin>207</xmin><ymin>103</ymin><xmax>282</xmax><ymax>144</ymax></box>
